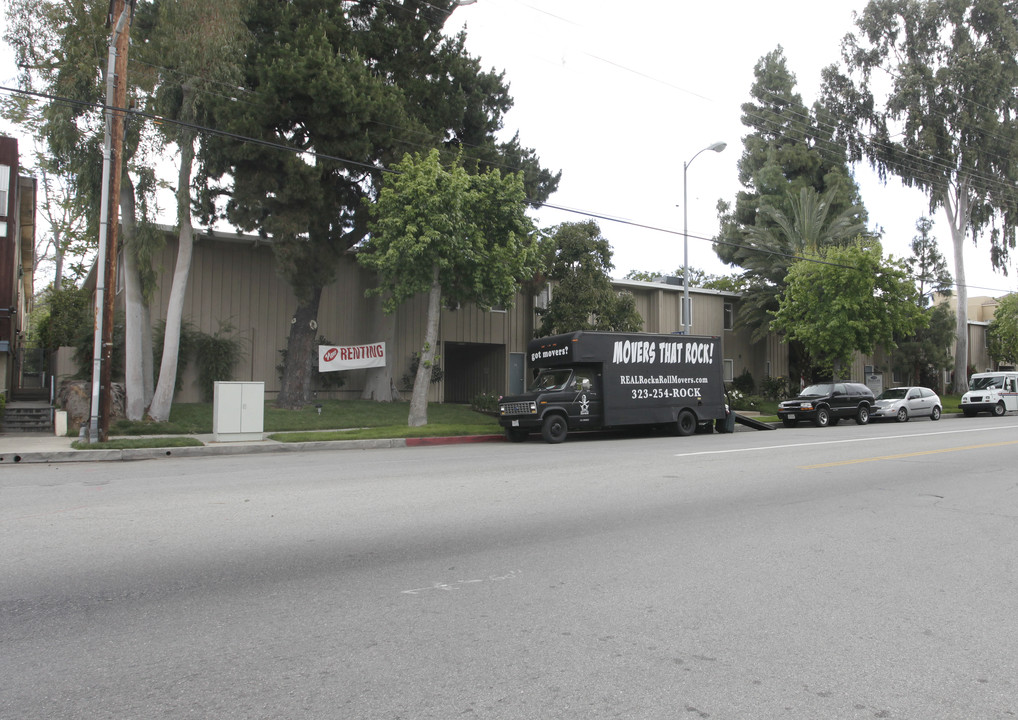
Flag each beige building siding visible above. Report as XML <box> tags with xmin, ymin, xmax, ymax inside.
<box><xmin>133</xmin><ymin>228</ymin><xmax>803</xmax><ymax>405</ymax></box>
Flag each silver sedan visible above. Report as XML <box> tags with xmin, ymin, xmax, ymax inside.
<box><xmin>870</xmin><ymin>386</ymin><xmax>942</xmax><ymax>422</ymax></box>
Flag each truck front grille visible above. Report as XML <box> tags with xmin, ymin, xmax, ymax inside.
<box><xmin>500</xmin><ymin>401</ymin><xmax>536</xmax><ymax>416</ymax></box>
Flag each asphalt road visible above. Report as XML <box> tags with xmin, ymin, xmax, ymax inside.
<box><xmin>3</xmin><ymin>416</ymin><xmax>1017</xmax><ymax>719</ymax></box>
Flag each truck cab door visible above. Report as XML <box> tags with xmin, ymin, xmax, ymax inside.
<box><xmin>569</xmin><ymin>369</ymin><xmax>603</xmax><ymax>427</ymax></box>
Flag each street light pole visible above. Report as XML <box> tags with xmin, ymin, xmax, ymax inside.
<box><xmin>682</xmin><ymin>141</ymin><xmax>726</xmax><ymax>334</ymax></box>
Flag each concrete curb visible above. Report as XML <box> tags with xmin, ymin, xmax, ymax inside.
<box><xmin>1</xmin><ymin>434</ymin><xmax>508</xmax><ymax>465</ymax></box>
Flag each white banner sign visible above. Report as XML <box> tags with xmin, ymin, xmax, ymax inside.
<box><xmin>318</xmin><ymin>342</ymin><xmax>386</xmax><ymax>371</ymax></box>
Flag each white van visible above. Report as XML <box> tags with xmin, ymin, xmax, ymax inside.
<box><xmin>960</xmin><ymin>371</ymin><xmax>1018</xmax><ymax>416</ymax></box>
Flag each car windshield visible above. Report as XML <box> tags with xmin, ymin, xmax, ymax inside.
<box><xmin>877</xmin><ymin>388</ymin><xmax>908</xmax><ymax>400</ymax></box>
<box><xmin>529</xmin><ymin>369</ymin><xmax>572</xmax><ymax>392</ymax></box>
<box><xmin>800</xmin><ymin>383</ymin><xmax>833</xmax><ymax>397</ymax></box>
<box><xmin>969</xmin><ymin>375</ymin><xmax>1004</xmax><ymax>391</ymax></box>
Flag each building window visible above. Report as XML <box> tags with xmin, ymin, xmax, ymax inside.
<box><xmin>765</xmin><ymin>360</ymin><xmax>771</xmax><ymax>378</ymax></box>
<box><xmin>723</xmin><ymin>358</ymin><xmax>734</xmax><ymax>383</ymax></box>
<box><xmin>681</xmin><ymin>296</ymin><xmax>693</xmax><ymax>330</ymax></box>
<box><xmin>723</xmin><ymin>302</ymin><xmax>734</xmax><ymax>330</ymax></box>
<box><xmin>0</xmin><ymin>164</ymin><xmax>10</xmax><ymax>215</ymax></box>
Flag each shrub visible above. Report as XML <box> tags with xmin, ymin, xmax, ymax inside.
<box><xmin>732</xmin><ymin>368</ymin><xmax>755</xmax><ymax>395</ymax></box>
<box><xmin>399</xmin><ymin>350</ymin><xmax>444</xmax><ymax>392</ymax></box>
<box><xmin>194</xmin><ymin>323</ymin><xmax>244</xmax><ymax>402</ymax></box>
<box><xmin>470</xmin><ymin>391</ymin><xmax>499</xmax><ymax>415</ymax></box>
<box><xmin>760</xmin><ymin>375</ymin><xmax>789</xmax><ymax>401</ymax></box>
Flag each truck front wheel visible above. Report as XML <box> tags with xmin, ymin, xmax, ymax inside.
<box><xmin>676</xmin><ymin>409</ymin><xmax>697</xmax><ymax>437</ymax></box>
<box><xmin>541</xmin><ymin>414</ymin><xmax>568</xmax><ymax>444</ymax></box>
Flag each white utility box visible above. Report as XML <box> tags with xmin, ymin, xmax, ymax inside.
<box><xmin>212</xmin><ymin>381</ymin><xmax>265</xmax><ymax>442</ymax></box>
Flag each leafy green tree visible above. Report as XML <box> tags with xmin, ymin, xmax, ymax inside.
<box><xmin>892</xmin><ymin>302</ymin><xmax>955</xmax><ymax>388</ymax></box>
<box><xmin>361</xmin><ymin>150</ymin><xmax>536</xmax><ymax>427</ymax></box>
<box><xmin>987</xmin><ymin>294</ymin><xmax>1018</xmax><ymax>367</ymax></box>
<box><xmin>772</xmin><ymin>240</ymin><xmax>927</xmax><ymax>379</ymax></box>
<box><xmin>34</xmin><ymin>285</ymin><xmax>92</xmax><ymax>351</ymax></box>
<box><xmin>536</xmin><ymin>221</ymin><xmax>643</xmax><ymax>336</ymax></box>
<box><xmin>821</xmin><ymin>0</ymin><xmax>1018</xmax><ymax>393</ymax></box>
<box><xmin>204</xmin><ymin>0</ymin><xmax>558</xmax><ymax>410</ymax></box>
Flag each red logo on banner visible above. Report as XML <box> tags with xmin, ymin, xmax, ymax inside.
<box><xmin>324</xmin><ymin>348</ymin><xmax>339</xmax><ymax>362</ymax></box>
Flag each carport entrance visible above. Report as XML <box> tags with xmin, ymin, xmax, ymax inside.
<box><xmin>443</xmin><ymin>342</ymin><xmax>505</xmax><ymax>403</ymax></box>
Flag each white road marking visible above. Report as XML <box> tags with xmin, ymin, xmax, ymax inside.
<box><xmin>401</xmin><ymin>569</ymin><xmax>521</xmax><ymax>595</ymax></box>
<box><xmin>673</xmin><ymin>422</ymin><xmax>1018</xmax><ymax>458</ymax></box>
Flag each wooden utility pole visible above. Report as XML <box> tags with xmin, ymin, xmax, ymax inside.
<box><xmin>88</xmin><ymin>0</ymin><xmax>133</xmax><ymax>442</ymax></box>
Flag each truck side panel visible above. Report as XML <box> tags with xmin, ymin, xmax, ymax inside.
<box><xmin>528</xmin><ymin>332</ymin><xmax>725</xmax><ymax>427</ymax></box>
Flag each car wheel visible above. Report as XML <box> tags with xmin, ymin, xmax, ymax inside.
<box><xmin>993</xmin><ymin>401</ymin><xmax>1006</xmax><ymax>417</ymax></box>
<box><xmin>931</xmin><ymin>406</ymin><xmax>941</xmax><ymax>421</ymax></box>
<box><xmin>813</xmin><ymin>407</ymin><xmax>831</xmax><ymax>427</ymax></box>
<box><xmin>505</xmin><ymin>427</ymin><xmax>529</xmax><ymax>443</ymax></box>
<box><xmin>676</xmin><ymin>409</ymin><xmax>697</xmax><ymax>437</ymax></box>
<box><xmin>541</xmin><ymin>414</ymin><xmax>568</xmax><ymax>444</ymax></box>
<box><xmin>855</xmin><ymin>405</ymin><xmax>870</xmax><ymax>425</ymax></box>
<box><xmin>781</xmin><ymin>418</ymin><xmax>797</xmax><ymax>428</ymax></box>
<box><xmin>896</xmin><ymin>407</ymin><xmax>908</xmax><ymax>423</ymax></box>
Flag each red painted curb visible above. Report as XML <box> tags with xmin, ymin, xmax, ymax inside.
<box><xmin>405</xmin><ymin>434</ymin><xmax>505</xmax><ymax>447</ymax></box>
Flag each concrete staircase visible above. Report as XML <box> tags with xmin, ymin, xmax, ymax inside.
<box><xmin>1</xmin><ymin>401</ymin><xmax>53</xmax><ymax>433</ymax></box>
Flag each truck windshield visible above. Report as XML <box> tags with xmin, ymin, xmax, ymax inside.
<box><xmin>969</xmin><ymin>375</ymin><xmax>1004</xmax><ymax>390</ymax></box>
<box><xmin>529</xmin><ymin>370</ymin><xmax>572</xmax><ymax>392</ymax></box>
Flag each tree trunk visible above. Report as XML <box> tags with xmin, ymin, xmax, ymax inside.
<box><xmin>276</xmin><ymin>285</ymin><xmax>323</xmax><ymax>410</ymax></box>
<box><xmin>120</xmin><ymin>175</ymin><xmax>150</xmax><ymax>421</ymax></box>
<box><xmin>149</xmin><ymin>114</ymin><xmax>197</xmax><ymax>422</ymax></box>
<box><xmin>408</xmin><ymin>265</ymin><xmax>442</xmax><ymax>427</ymax></box>
<box><xmin>360</xmin><ymin>292</ymin><xmax>396</xmax><ymax>402</ymax></box>
<box><xmin>944</xmin><ymin>182</ymin><xmax>969</xmax><ymax>394</ymax></box>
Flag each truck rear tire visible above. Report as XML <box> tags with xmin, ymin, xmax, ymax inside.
<box><xmin>541</xmin><ymin>414</ymin><xmax>568</xmax><ymax>444</ymax></box>
<box><xmin>676</xmin><ymin>409</ymin><xmax>697</xmax><ymax>437</ymax></box>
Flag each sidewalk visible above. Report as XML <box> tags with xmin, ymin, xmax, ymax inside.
<box><xmin>0</xmin><ymin>430</ymin><xmax>507</xmax><ymax>465</ymax></box>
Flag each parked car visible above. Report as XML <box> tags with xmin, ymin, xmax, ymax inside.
<box><xmin>777</xmin><ymin>382</ymin><xmax>875</xmax><ymax>427</ymax></box>
<box><xmin>870</xmin><ymin>386</ymin><xmax>942</xmax><ymax>422</ymax></box>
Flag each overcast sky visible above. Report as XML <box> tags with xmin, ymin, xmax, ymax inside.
<box><xmin>3</xmin><ymin>1</ymin><xmax>1016</xmax><ymax>296</ymax></box>
<box><xmin>448</xmin><ymin>0</ymin><xmax>1018</xmax><ymax>296</ymax></box>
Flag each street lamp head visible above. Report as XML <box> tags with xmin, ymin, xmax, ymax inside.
<box><xmin>708</xmin><ymin>141</ymin><xmax>727</xmax><ymax>153</ymax></box>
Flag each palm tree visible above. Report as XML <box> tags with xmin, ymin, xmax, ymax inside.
<box><xmin>733</xmin><ymin>187</ymin><xmax>868</xmax><ymax>341</ymax></box>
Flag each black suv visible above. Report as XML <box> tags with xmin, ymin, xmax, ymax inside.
<box><xmin>777</xmin><ymin>382</ymin><xmax>875</xmax><ymax>428</ymax></box>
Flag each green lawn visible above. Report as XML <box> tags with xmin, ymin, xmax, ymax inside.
<box><xmin>108</xmin><ymin>399</ymin><xmax>500</xmax><ymax>438</ymax></box>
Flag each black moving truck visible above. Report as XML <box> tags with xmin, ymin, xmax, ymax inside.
<box><xmin>498</xmin><ymin>331</ymin><xmax>727</xmax><ymax>443</ymax></box>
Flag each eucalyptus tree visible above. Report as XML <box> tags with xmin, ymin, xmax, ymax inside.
<box><xmin>2</xmin><ymin>0</ymin><xmax>164</xmax><ymax>419</ymax></box>
<box><xmin>136</xmin><ymin>0</ymin><xmax>250</xmax><ymax>422</ymax></box>
<box><xmin>821</xmin><ymin>0</ymin><xmax>1018</xmax><ymax>393</ymax></box>
<box><xmin>203</xmin><ymin>0</ymin><xmax>558</xmax><ymax>409</ymax></box>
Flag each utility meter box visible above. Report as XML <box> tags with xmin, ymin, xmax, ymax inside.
<box><xmin>213</xmin><ymin>381</ymin><xmax>265</xmax><ymax>442</ymax></box>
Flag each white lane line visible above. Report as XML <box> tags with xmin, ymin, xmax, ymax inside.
<box><xmin>402</xmin><ymin>569</ymin><xmax>521</xmax><ymax>595</ymax></box>
<box><xmin>673</xmin><ymin>422</ymin><xmax>1018</xmax><ymax>458</ymax></box>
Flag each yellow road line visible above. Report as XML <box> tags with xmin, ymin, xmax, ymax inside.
<box><xmin>799</xmin><ymin>440</ymin><xmax>1018</xmax><ymax>469</ymax></box>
